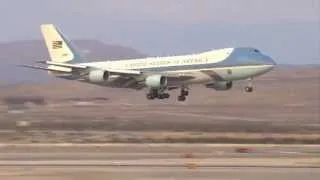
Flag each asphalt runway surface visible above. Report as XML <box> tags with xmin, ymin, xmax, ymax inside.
<box><xmin>0</xmin><ymin>144</ymin><xmax>319</xmax><ymax>180</ymax></box>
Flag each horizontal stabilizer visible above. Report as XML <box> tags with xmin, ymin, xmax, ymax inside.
<box><xmin>18</xmin><ymin>65</ymin><xmax>72</xmax><ymax>72</ymax></box>
<box><xmin>43</xmin><ymin>61</ymin><xmax>87</xmax><ymax>69</ymax></box>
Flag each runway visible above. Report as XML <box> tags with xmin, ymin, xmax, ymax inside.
<box><xmin>0</xmin><ymin>166</ymin><xmax>318</xmax><ymax>180</ymax></box>
<box><xmin>0</xmin><ymin>144</ymin><xmax>319</xmax><ymax>179</ymax></box>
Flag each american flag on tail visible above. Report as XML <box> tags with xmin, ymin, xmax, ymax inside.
<box><xmin>52</xmin><ymin>40</ymin><xmax>63</xmax><ymax>49</ymax></box>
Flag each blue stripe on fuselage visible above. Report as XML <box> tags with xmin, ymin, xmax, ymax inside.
<box><xmin>134</xmin><ymin>47</ymin><xmax>275</xmax><ymax>72</ymax></box>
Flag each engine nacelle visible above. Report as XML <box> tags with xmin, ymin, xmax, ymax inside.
<box><xmin>88</xmin><ymin>70</ymin><xmax>110</xmax><ymax>83</ymax></box>
<box><xmin>206</xmin><ymin>81</ymin><xmax>233</xmax><ymax>91</ymax></box>
<box><xmin>145</xmin><ymin>75</ymin><xmax>167</xmax><ymax>89</ymax></box>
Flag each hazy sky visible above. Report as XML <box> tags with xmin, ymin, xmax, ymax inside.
<box><xmin>0</xmin><ymin>0</ymin><xmax>319</xmax><ymax>64</ymax></box>
<box><xmin>69</xmin><ymin>0</ymin><xmax>319</xmax><ymax>22</ymax></box>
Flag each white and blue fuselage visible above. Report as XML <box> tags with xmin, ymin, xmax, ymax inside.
<box><xmin>81</xmin><ymin>47</ymin><xmax>276</xmax><ymax>86</ymax></box>
<box><xmin>24</xmin><ymin>24</ymin><xmax>276</xmax><ymax>101</ymax></box>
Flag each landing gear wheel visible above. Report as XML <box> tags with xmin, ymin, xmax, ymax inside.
<box><xmin>245</xmin><ymin>78</ymin><xmax>253</xmax><ymax>93</ymax></box>
<box><xmin>163</xmin><ymin>93</ymin><xmax>170</xmax><ymax>99</ymax></box>
<box><xmin>146</xmin><ymin>89</ymin><xmax>158</xmax><ymax>100</ymax></box>
<box><xmin>245</xmin><ymin>86</ymin><xmax>253</xmax><ymax>92</ymax></box>
<box><xmin>158</xmin><ymin>94</ymin><xmax>165</xmax><ymax>99</ymax></box>
<box><xmin>180</xmin><ymin>86</ymin><xmax>189</xmax><ymax>96</ymax></box>
<box><xmin>146</xmin><ymin>93</ymin><xmax>155</xmax><ymax>100</ymax></box>
<box><xmin>182</xmin><ymin>90</ymin><xmax>189</xmax><ymax>96</ymax></box>
<box><xmin>178</xmin><ymin>95</ymin><xmax>186</xmax><ymax>102</ymax></box>
<box><xmin>157</xmin><ymin>93</ymin><xmax>170</xmax><ymax>99</ymax></box>
<box><xmin>178</xmin><ymin>86</ymin><xmax>188</xmax><ymax>101</ymax></box>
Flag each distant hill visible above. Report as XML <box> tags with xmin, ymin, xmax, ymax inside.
<box><xmin>0</xmin><ymin>40</ymin><xmax>147</xmax><ymax>83</ymax></box>
<box><xmin>276</xmin><ymin>64</ymin><xmax>320</xmax><ymax>68</ymax></box>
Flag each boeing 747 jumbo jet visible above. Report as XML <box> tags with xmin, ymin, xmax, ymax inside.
<box><xmin>23</xmin><ymin>24</ymin><xmax>276</xmax><ymax>101</ymax></box>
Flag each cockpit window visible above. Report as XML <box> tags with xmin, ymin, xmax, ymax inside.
<box><xmin>253</xmin><ymin>49</ymin><xmax>260</xmax><ymax>53</ymax></box>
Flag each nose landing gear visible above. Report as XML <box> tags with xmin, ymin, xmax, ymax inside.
<box><xmin>245</xmin><ymin>78</ymin><xmax>253</xmax><ymax>92</ymax></box>
<box><xmin>245</xmin><ymin>86</ymin><xmax>253</xmax><ymax>92</ymax></box>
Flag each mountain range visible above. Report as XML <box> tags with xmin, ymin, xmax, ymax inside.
<box><xmin>0</xmin><ymin>40</ymin><xmax>146</xmax><ymax>83</ymax></box>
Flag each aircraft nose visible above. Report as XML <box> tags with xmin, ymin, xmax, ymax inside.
<box><xmin>269</xmin><ymin>57</ymin><xmax>276</xmax><ymax>66</ymax></box>
<box><xmin>263</xmin><ymin>55</ymin><xmax>276</xmax><ymax>69</ymax></box>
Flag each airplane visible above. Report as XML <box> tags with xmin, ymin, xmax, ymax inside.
<box><xmin>22</xmin><ymin>24</ymin><xmax>276</xmax><ymax>101</ymax></box>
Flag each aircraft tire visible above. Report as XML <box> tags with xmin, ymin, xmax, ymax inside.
<box><xmin>158</xmin><ymin>94</ymin><xmax>165</xmax><ymax>99</ymax></box>
<box><xmin>182</xmin><ymin>90</ymin><xmax>189</xmax><ymax>96</ymax></box>
<box><xmin>157</xmin><ymin>93</ymin><xmax>170</xmax><ymax>99</ymax></box>
<box><xmin>178</xmin><ymin>95</ymin><xmax>186</xmax><ymax>101</ymax></box>
<box><xmin>245</xmin><ymin>86</ymin><xmax>253</xmax><ymax>92</ymax></box>
<box><xmin>146</xmin><ymin>93</ymin><xmax>155</xmax><ymax>100</ymax></box>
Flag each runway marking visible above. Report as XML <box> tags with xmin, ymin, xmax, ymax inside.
<box><xmin>0</xmin><ymin>158</ymin><xmax>318</xmax><ymax>168</ymax></box>
<box><xmin>147</xmin><ymin>111</ymin><xmax>270</xmax><ymax>122</ymax></box>
<box><xmin>0</xmin><ymin>163</ymin><xmax>318</xmax><ymax>168</ymax></box>
<box><xmin>0</xmin><ymin>143</ymin><xmax>319</xmax><ymax>148</ymax></box>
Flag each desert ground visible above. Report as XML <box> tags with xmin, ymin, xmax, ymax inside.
<box><xmin>0</xmin><ymin>66</ymin><xmax>319</xmax><ymax>179</ymax></box>
<box><xmin>0</xmin><ymin>144</ymin><xmax>319</xmax><ymax>180</ymax></box>
<box><xmin>0</xmin><ymin>66</ymin><xmax>318</xmax><ymax>143</ymax></box>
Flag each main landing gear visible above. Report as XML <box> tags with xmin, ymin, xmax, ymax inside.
<box><xmin>245</xmin><ymin>78</ymin><xmax>253</xmax><ymax>92</ymax></box>
<box><xmin>177</xmin><ymin>87</ymin><xmax>189</xmax><ymax>102</ymax></box>
<box><xmin>146</xmin><ymin>86</ymin><xmax>189</xmax><ymax>101</ymax></box>
<box><xmin>146</xmin><ymin>89</ymin><xmax>170</xmax><ymax>100</ymax></box>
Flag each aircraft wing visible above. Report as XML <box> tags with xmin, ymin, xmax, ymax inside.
<box><xmin>36</xmin><ymin>61</ymin><xmax>196</xmax><ymax>79</ymax></box>
<box><xmin>37</xmin><ymin>61</ymin><xmax>143</xmax><ymax>76</ymax></box>
<box><xmin>22</xmin><ymin>61</ymin><xmax>197</xmax><ymax>89</ymax></box>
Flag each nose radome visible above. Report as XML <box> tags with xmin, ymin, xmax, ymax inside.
<box><xmin>265</xmin><ymin>56</ymin><xmax>276</xmax><ymax>72</ymax></box>
<box><xmin>269</xmin><ymin>57</ymin><xmax>276</xmax><ymax>66</ymax></box>
<box><xmin>263</xmin><ymin>54</ymin><xmax>276</xmax><ymax>66</ymax></box>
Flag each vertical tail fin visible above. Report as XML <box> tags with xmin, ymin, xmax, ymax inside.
<box><xmin>40</xmin><ymin>24</ymin><xmax>83</xmax><ymax>63</ymax></box>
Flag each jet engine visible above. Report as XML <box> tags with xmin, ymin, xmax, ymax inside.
<box><xmin>206</xmin><ymin>81</ymin><xmax>233</xmax><ymax>91</ymax></box>
<box><xmin>88</xmin><ymin>70</ymin><xmax>110</xmax><ymax>83</ymax></box>
<box><xmin>145</xmin><ymin>75</ymin><xmax>167</xmax><ymax>89</ymax></box>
